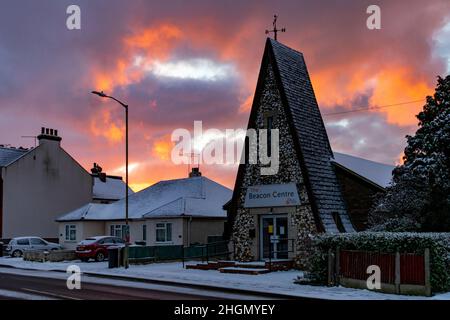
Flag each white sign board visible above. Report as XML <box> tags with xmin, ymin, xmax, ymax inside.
<box><xmin>244</xmin><ymin>183</ymin><xmax>301</xmax><ymax>208</ymax></box>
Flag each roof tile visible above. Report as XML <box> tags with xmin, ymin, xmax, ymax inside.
<box><xmin>269</xmin><ymin>39</ymin><xmax>355</xmax><ymax>232</ymax></box>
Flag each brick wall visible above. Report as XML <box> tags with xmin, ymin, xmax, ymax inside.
<box><xmin>335</xmin><ymin>166</ymin><xmax>384</xmax><ymax>231</ymax></box>
<box><xmin>232</xmin><ymin>62</ymin><xmax>318</xmax><ymax>267</ymax></box>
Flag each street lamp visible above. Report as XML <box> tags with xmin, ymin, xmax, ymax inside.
<box><xmin>91</xmin><ymin>90</ymin><xmax>130</xmax><ymax>269</ymax></box>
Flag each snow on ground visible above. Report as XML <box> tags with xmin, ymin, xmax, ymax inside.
<box><xmin>0</xmin><ymin>257</ymin><xmax>449</xmax><ymax>300</ymax></box>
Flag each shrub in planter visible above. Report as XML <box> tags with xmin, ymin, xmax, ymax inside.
<box><xmin>307</xmin><ymin>232</ymin><xmax>450</xmax><ymax>292</ymax></box>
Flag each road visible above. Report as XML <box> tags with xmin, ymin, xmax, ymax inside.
<box><xmin>0</xmin><ymin>271</ymin><xmax>221</xmax><ymax>300</ymax></box>
<box><xmin>0</xmin><ymin>268</ymin><xmax>278</xmax><ymax>300</ymax></box>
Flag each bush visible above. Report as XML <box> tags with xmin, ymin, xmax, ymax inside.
<box><xmin>308</xmin><ymin>232</ymin><xmax>450</xmax><ymax>292</ymax></box>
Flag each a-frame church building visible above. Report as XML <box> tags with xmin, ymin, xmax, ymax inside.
<box><xmin>224</xmin><ymin>38</ymin><xmax>393</xmax><ymax>267</ymax></box>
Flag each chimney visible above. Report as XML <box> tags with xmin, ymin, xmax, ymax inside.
<box><xmin>91</xmin><ymin>162</ymin><xmax>103</xmax><ymax>174</ymax></box>
<box><xmin>91</xmin><ymin>163</ymin><xmax>107</xmax><ymax>182</ymax></box>
<box><xmin>189</xmin><ymin>167</ymin><xmax>202</xmax><ymax>178</ymax></box>
<box><xmin>37</xmin><ymin>127</ymin><xmax>62</xmax><ymax>146</ymax></box>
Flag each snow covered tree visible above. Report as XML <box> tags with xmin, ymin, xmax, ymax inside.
<box><xmin>369</xmin><ymin>75</ymin><xmax>450</xmax><ymax>231</ymax></box>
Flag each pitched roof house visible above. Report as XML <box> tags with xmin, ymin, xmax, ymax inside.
<box><xmin>0</xmin><ymin>128</ymin><xmax>92</xmax><ymax>241</ymax></box>
<box><xmin>332</xmin><ymin>152</ymin><xmax>394</xmax><ymax>231</ymax></box>
<box><xmin>333</xmin><ymin>152</ymin><xmax>394</xmax><ymax>189</ymax></box>
<box><xmin>225</xmin><ymin>39</ymin><xmax>394</xmax><ymax>265</ymax></box>
<box><xmin>56</xmin><ymin>170</ymin><xmax>232</xmax><ymax>249</ymax></box>
<box><xmin>0</xmin><ymin>129</ymin><xmax>132</xmax><ymax>241</ymax></box>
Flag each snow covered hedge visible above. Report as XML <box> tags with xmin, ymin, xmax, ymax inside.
<box><xmin>308</xmin><ymin>232</ymin><xmax>450</xmax><ymax>292</ymax></box>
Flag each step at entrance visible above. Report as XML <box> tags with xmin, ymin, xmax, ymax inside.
<box><xmin>185</xmin><ymin>260</ymin><xmax>235</xmax><ymax>270</ymax></box>
<box><xmin>185</xmin><ymin>259</ymin><xmax>293</xmax><ymax>273</ymax></box>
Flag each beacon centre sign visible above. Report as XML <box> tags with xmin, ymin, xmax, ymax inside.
<box><xmin>244</xmin><ymin>183</ymin><xmax>301</xmax><ymax>208</ymax></box>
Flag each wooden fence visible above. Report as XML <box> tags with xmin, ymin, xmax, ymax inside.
<box><xmin>328</xmin><ymin>248</ymin><xmax>431</xmax><ymax>296</ymax></box>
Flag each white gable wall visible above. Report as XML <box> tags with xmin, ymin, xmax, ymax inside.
<box><xmin>2</xmin><ymin>138</ymin><xmax>92</xmax><ymax>239</ymax></box>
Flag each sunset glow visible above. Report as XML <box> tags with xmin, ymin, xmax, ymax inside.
<box><xmin>1</xmin><ymin>0</ymin><xmax>449</xmax><ymax>192</ymax></box>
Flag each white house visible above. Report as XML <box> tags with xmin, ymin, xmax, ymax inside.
<box><xmin>56</xmin><ymin>169</ymin><xmax>232</xmax><ymax>249</ymax></box>
<box><xmin>0</xmin><ymin>128</ymin><xmax>92</xmax><ymax>241</ymax></box>
<box><xmin>0</xmin><ymin>127</ymin><xmax>132</xmax><ymax>242</ymax></box>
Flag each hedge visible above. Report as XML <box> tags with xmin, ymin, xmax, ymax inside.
<box><xmin>308</xmin><ymin>232</ymin><xmax>450</xmax><ymax>292</ymax></box>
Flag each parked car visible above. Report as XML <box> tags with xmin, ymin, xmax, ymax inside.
<box><xmin>5</xmin><ymin>237</ymin><xmax>62</xmax><ymax>258</ymax></box>
<box><xmin>75</xmin><ymin>236</ymin><xmax>126</xmax><ymax>262</ymax></box>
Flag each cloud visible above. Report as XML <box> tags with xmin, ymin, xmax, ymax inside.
<box><xmin>151</xmin><ymin>58</ymin><xmax>235</xmax><ymax>81</ymax></box>
<box><xmin>433</xmin><ymin>20</ymin><xmax>450</xmax><ymax>73</ymax></box>
<box><xmin>0</xmin><ymin>0</ymin><xmax>449</xmax><ymax>191</ymax></box>
<box><xmin>325</xmin><ymin>111</ymin><xmax>414</xmax><ymax>166</ymax></box>
<box><xmin>152</xmin><ymin>137</ymin><xmax>173</xmax><ymax>161</ymax></box>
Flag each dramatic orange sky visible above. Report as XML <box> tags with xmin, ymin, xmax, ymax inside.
<box><xmin>1</xmin><ymin>0</ymin><xmax>450</xmax><ymax>191</ymax></box>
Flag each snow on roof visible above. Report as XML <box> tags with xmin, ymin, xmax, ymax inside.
<box><xmin>333</xmin><ymin>152</ymin><xmax>395</xmax><ymax>188</ymax></box>
<box><xmin>56</xmin><ymin>203</ymin><xmax>110</xmax><ymax>221</ymax></box>
<box><xmin>0</xmin><ymin>147</ymin><xmax>30</xmax><ymax>167</ymax></box>
<box><xmin>57</xmin><ymin>176</ymin><xmax>232</xmax><ymax>221</ymax></box>
<box><xmin>93</xmin><ymin>175</ymin><xmax>134</xmax><ymax>201</ymax></box>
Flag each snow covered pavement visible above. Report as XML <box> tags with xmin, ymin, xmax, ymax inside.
<box><xmin>0</xmin><ymin>257</ymin><xmax>449</xmax><ymax>300</ymax></box>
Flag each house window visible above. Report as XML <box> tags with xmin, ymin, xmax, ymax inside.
<box><xmin>156</xmin><ymin>223</ymin><xmax>172</xmax><ymax>242</ymax></box>
<box><xmin>65</xmin><ymin>225</ymin><xmax>76</xmax><ymax>241</ymax></box>
<box><xmin>143</xmin><ymin>224</ymin><xmax>147</xmax><ymax>241</ymax></box>
<box><xmin>110</xmin><ymin>224</ymin><xmax>126</xmax><ymax>239</ymax></box>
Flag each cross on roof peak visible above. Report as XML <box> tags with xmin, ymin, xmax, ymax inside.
<box><xmin>265</xmin><ymin>14</ymin><xmax>286</xmax><ymax>41</ymax></box>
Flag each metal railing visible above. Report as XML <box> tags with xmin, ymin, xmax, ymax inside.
<box><xmin>182</xmin><ymin>240</ymin><xmax>234</xmax><ymax>268</ymax></box>
<box><xmin>181</xmin><ymin>238</ymin><xmax>296</xmax><ymax>270</ymax></box>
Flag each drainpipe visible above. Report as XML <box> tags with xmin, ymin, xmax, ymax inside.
<box><xmin>188</xmin><ymin>216</ymin><xmax>193</xmax><ymax>246</ymax></box>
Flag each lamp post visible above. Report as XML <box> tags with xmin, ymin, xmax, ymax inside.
<box><xmin>91</xmin><ymin>90</ymin><xmax>129</xmax><ymax>269</ymax></box>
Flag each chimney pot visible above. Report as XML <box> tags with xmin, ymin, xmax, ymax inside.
<box><xmin>37</xmin><ymin>126</ymin><xmax>62</xmax><ymax>144</ymax></box>
<box><xmin>189</xmin><ymin>167</ymin><xmax>201</xmax><ymax>178</ymax></box>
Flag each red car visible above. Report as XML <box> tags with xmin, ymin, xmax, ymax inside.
<box><xmin>75</xmin><ymin>236</ymin><xmax>125</xmax><ymax>262</ymax></box>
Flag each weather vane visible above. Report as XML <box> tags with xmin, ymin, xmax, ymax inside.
<box><xmin>265</xmin><ymin>14</ymin><xmax>286</xmax><ymax>41</ymax></box>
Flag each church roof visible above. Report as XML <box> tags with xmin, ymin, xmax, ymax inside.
<box><xmin>268</xmin><ymin>39</ymin><xmax>354</xmax><ymax>232</ymax></box>
<box><xmin>228</xmin><ymin>38</ymin><xmax>355</xmax><ymax>233</ymax></box>
<box><xmin>333</xmin><ymin>152</ymin><xmax>394</xmax><ymax>189</ymax></box>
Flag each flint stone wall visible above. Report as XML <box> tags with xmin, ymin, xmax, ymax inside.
<box><xmin>232</xmin><ymin>62</ymin><xmax>318</xmax><ymax>269</ymax></box>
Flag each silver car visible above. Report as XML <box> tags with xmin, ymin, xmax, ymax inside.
<box><xmin>5</xmin><ymin>237</ymin><xmax>62</xmax><ymax>257</ymax></box>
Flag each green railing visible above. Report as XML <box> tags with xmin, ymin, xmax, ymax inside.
<box><xmin>128</xmin><ymin>241</ymin><xmax>233</xmax><ymax>265</ymax></box>
<box><xmin>182</xmin><ymin>240</ymin><xmax>234</xmax><ymax>268</ymax></box>
<box><xmin>128</xmin><ymin>245</ymin><xmax>183</xmax><ymax>261</ymax></box>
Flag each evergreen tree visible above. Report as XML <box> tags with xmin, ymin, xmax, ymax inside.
<box><xmin>369</xmin><ymin>75</ymin><xmax>450</xmax><ymax>231</ymax></box>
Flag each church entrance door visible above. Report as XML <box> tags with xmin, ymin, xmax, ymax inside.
<box><xmin>260</xmin><ymin>215</ymin><xmax>288</xmax><ymax>260</ymax></box>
